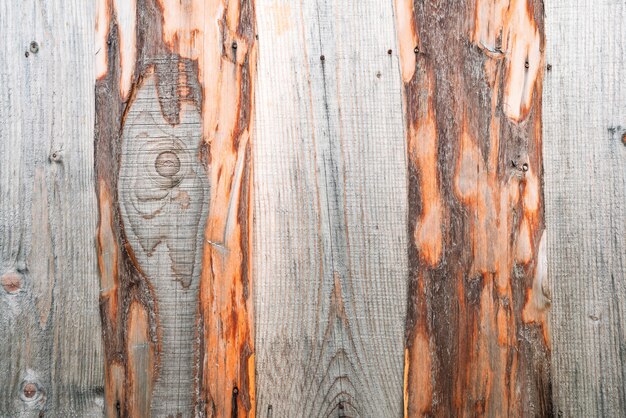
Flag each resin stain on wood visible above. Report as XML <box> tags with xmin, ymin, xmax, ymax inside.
<box><xmin>95</xmin><ymin>0</ymin><xmax>256</xmax><ymax>416</ymax></box>
<box><xmin>395</xmin><ymin>0</ymin><xmax>551</xmax><ymax>416</ymax></box>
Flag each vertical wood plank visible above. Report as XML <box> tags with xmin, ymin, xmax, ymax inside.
<box><xmin>254</xmin><ymin>0</ymin><xmax>407</xmax><ymax>416</ymax></box>
<box><xmin>95</xmin><ymin>0</ymin><xmax>256</xmax><ymax>416</ymax></box>
<box><xmin>544</xmin><ymin>1</ymin><xmax>626</xmax><ymax>416</ymax></box>
<box><xmin>395</xmin><ymin>0</ymin><xmax>552</xmax><ymax>416</ymax></box>
<box><xmin>0</xmin><ymin>0</ymin><xmax>103</xmax><ymax>416</ymax></box>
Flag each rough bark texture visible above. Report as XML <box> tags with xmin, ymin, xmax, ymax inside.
<box><xmin>0</xmin><ymin>1</ymin><xmax>104</xmax><ymax>416</ymax></box>
<box><xmin>395</xmin><ymin>0</ymin><xmax>552</xmax><ymax>416</ymax></box>
<box><xmin>94</xmin><ymin>0</ymin><xmax>256</xmax><ymax>416</ymax></box>
<box><xmin>544</xmin><ymin>1</ymin><xmax>626</xmax><ymax>416</ymax></box>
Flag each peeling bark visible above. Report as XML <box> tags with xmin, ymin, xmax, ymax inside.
<box><xmin>395</xmin><ymin>0</ymin><xmax>551</xmax><ymax>416</ymax></box>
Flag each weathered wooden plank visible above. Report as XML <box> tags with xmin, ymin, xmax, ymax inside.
<box><xmin>395</xmin><ymin>0</ymin><xmax>551</xmax><ymax>416</ymax></box>
<box><xmin>0</xmin><ymin>0</ymin><xmax>103</xmax><ymax>416</ymax></box>
<box><xmin>544</xmin><ymin>1</ymin><xmax>626</xmax><ymax>416</ymax></box>
<box><xmin>94</xmin><ymin>0</ymin><xmax>257</xmax><ymax>416</ymax></box>
<box><xmin>253</xmin><ymin>1</ymin><xmax>407</xmax><ymax>416</ymax></box>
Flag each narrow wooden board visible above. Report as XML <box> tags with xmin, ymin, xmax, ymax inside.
<box><xmin>0</xmin><ymin>0</ymin><xmax>104</xmax><ymax>416</ymax></box>
<box><xmin>94</xmin><ymin>0</ymin><xmax>256</xmax><ymax>416</ymax></box>
<box><xmin>395</xmin><ymin>0</ymin><xmax>552</xmax><ymax>415</ymax></box>
<box><xmin>253</xmin><ymin>0</ymin><xmax>408</xmax><ymax>416</ymax></box>
<box><xmin>544</xmin><ymin>1</ymin><xmax>626</xmax><ymax>416</ymax></box>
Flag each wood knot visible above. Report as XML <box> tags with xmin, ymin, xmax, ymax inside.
<box><xmin>1</xmin><ymin>272</ymin><xmax>22</xmax><ymax>294</ymax></box>
<box><xmin>19</xmin><ymin>376</ymin><xmax>45</xmax><ymax>406</ymax></box>
<box><xmin>155</xmin><ymin>151</ymin><xmax>181</xmax><ymax>178</ymax></box>
<box><xmin>23</xmin><ymin>383</ymin><xmax>37</xmax><ymax>399</ymax></box>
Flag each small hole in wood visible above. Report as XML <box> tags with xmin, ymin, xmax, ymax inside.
<box><xmin>320</xmin><ymin>55</ymin><xmax>325</xmax><ymax>61</ymax></box>
<box><xmin>232</xmin><ymin>42</ymin><xmax>238</xmax><ymax>50</ymax></box>
<box><xmin>387</xmin><ymin>49</ymin><xmax>392</xmax><ymax>55</ymax></box>
<box><xmin>547</xmin><ymin>63</ymin><xmax>552</xmax><ymax>71</ymax></box>
<box><xmin>524</xmin><ymin>60</ymin><xmax>529</xmax><ymax>69</ymax></box>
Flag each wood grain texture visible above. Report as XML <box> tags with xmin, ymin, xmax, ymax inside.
<box><xmin>0</xmin><ymin>0</ymin><xmax>104</xmax><ymax>416</ymax></box>
<box><xmin>395</xmin><ymin>0</ymin><xmax>552</xmax><ymax>416</ymax></box>
<box><xmin>544</xmin><ymin>1</ymin><xmax>626</xmax><ymax>416</ymax></box>
<box><xmin>95</xmin><ymin>0</ymin><xmax>256</xmax><ymax>416</ymax></box>
<box><xmin>253</xmin><ymin>0</ymin><xmax>407</xmax><ymax>416</ymax></box>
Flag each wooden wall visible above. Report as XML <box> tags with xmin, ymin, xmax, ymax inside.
<box><xmin>0</xmin><ymin>0</ymin><xmax>624</xmax><ymax>417</ymax></box>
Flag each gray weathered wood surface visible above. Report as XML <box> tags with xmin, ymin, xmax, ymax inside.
<box><xmin>253</xmin><ymin>0</ymin><xmax>407</xmax><ymax>416</ymax></box>
<box><xmin>544</xmin><ymin>1</ymin><xmax>626</xmax><ymax>417</ymax></box>
<box><xmin>0</xmin><ymin>0</ymin><xmax>103</xmax><ymax>416</ymax></box>
<box><xmin>0</xmin><ymin>0</ymin><xmax>625</xmax><ymax>417</ymax></box>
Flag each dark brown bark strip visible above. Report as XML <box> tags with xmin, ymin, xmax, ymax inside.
<box><xmin>395</xmin><ymin>0</ymin><xmax>552</xmax><ymax>416</ymax></box>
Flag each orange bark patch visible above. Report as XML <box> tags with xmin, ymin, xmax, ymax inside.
<box><xmin>405</xmin><ymin>333</ymin><xmax>433</xmax><ymax>417</ymax></box>
<box><xmin>394</xmin><ymin>0</ymin><xmax>419</xmax><ymax>82</ymax></box>
<box><xmin>522</xmin><ymin>231</ymin><xmax>551</xmax><ymax>345</ymax></box>
<box><xmin>105</xmin><ymin>362</ymin><xmax>125</xmax><ymax>418</ymax></box>
<box><xmin>407</xmin><ymin>67</ymin><xmax>443</xmax><ymax>267</ymax></box>
<box><xmin>95</xmin><ymin>0</ymin><xmax>110</xmax><ymax>79</ymax></box>
<box><xmin>127</xmin><ymin>301</ymin><xmax>154</xmax><ymax>417</ymax></box>
<box><xmin>97</xmin><ymin>180</ymin><xmax>119</xmax><ymax>323</ymax></box>
<box><xmin>471</xmin><ymin>0</ymin><xmax>542</xmax><ymax>122</ymax></box>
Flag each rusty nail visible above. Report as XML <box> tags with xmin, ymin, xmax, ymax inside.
<box><xmin>522</xmin><ymin>163</ymin><xmax>529</xmax><ymax>172</ymax></box>
<box><xmin>233</xmin><ymin>386</ymin><xmax>239</xmax><ymax>395</ymax></box>
<box><xmin>320</xmin><ymin>55</ymin><xmax>325</xmax><ymax>61</ymax></box>
<box><xmin>23</xmin><ymin>383</ymin><xmax>37</xmax><ymax>399</ymax></box>
<box><xmin>387</xmin><ymin>49</ymin><xmax>392</xmax><ymax>55</ymax></box>
<box><xmin>232</xmin><ymin>42</ymin><xmax>238</xmax><ymax>50</ymax></box>
<box><xmin>414</xmin><ymin>46</ymin><xmax>419</xmax><ymax>54</ymax></box>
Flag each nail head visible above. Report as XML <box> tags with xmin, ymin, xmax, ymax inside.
<box><xmin>30</xmin><ymin>42</ymin><xmax>39</xmax><ymax>54</ymax></box>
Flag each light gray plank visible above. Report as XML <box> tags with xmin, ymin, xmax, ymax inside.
<box><xmin>544</xmin><ymin>1</ymin><xmax>626</xmax><ymax>416</ymax></box>
<box><xmin>0</xmin><ymin>1</ymin><xmax>103</xmax><ymax>416</ymax></box>
<box><xmin>253</xmin><ymin>0</ymin><xmax>407</xmax><ymax>416</ymax></box>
